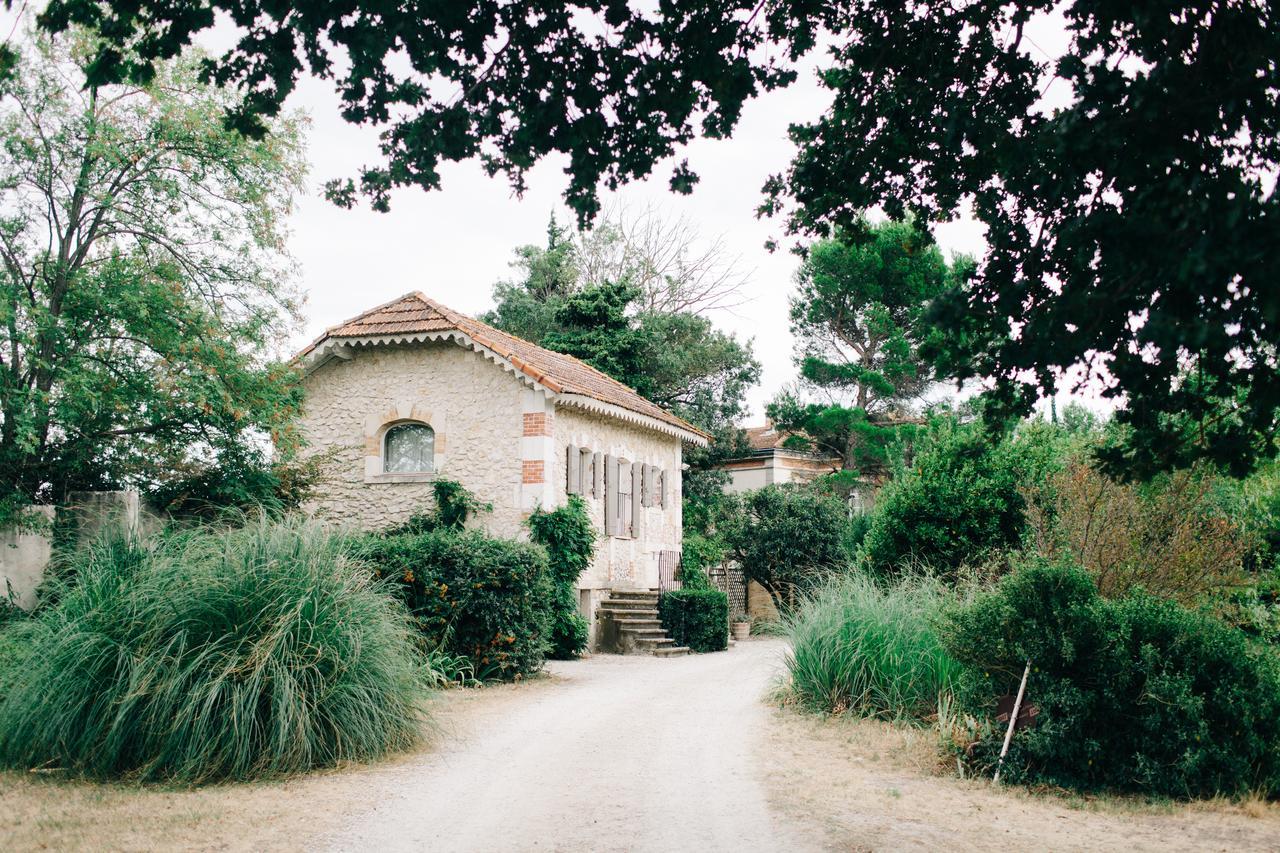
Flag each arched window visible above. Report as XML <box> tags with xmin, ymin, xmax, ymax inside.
<box><xmin>383</xmin><ymin>422</ymin><xmax>435</xmax><ymax>473</ymax></box>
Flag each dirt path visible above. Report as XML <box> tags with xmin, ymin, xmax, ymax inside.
<box><xmin>4</xmin><ymin>638</ymin><xmax>1277</xmax><ymax>852</ymax></box>
<box><xmin>321</xmin><ymin>638</ymin><xmax>817</xmax><ymax>853</ymax></box>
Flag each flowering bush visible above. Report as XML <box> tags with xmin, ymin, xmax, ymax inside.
<box><xmin>352</xmin><ymin>529</ymin><xmax>551</xmax><ymax>681</ymax></box>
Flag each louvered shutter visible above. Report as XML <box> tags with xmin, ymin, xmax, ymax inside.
<box><xmin>631</xmin><ymin>461</ymin><xmax>644</xmax><ymax>539</ymax></box>
<box><xmin>566</xmin><ymin>445</ymin><xmax>580</xmax><ymax>494</ymax></box>
<box><xmin>604</xmin><ymin>454</ymin><xmax>618</xmax><ymax>535</ymax></box>
<box><xmin>579</xmin><ymin>448</ymin><xmax>594</xmax><ymax>496</ymax></box>
<box><xmin>657</xmin><ymin>469</ymin><xmax>666</xmax><ymax>508</ymax></box>
<box><xmin>593</xmin><ymin>451</ymin><xmax>604</xmax><ymax>500</ymax></box>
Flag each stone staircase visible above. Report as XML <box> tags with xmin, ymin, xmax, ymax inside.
<box><xmin>596</xmin><ymin>590</ymin><xmax>690</xmax><ymax>657</ymax></box>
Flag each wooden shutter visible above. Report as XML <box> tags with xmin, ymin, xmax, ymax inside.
<box><xmin>631</xmin><ymin>461</ymin><xmax>644</xmax><ymax>539</ymax></box>
<box><xmin>657</xmin><ymin>469</ymin><xmax>666</xmax><ymax>508</ymax></box>
<box><xmin>593</xmin><ymin>451</ymin><xmax>604</xmax><ymax>500</ymax></box>
<box><xmin>579</xmin><ymin>448</ymin><xmax>594</xmax><ymax>496</ymax></box>
<box><xmin>566</xmin><ymin>445</ymin><xmax>580</xmax><ymax>495</ymax></box>
<box><xmin>604</xmin><ymin>454</ymin><xmax>618</xmax><ymax>535</ymax></box>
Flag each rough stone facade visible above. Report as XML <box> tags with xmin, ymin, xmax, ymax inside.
<box><xmin>551</xmin><ymin>405</ymin><xmax>684</xmax><ymax>591</ymax></box>
<box><xmin>299</xmin><ymin>339</ymin><xmax>690</xmax><ymax>649</ymax></box>
<box><xmin>299</xmin><ymin>340</ymin><xmax>527</xmax><ymax>535</ymax></box>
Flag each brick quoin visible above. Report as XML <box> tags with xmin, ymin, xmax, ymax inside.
<box><xmin>521</xmin><ymin>460</ymin><xmax>545</xmax><ymax>484</ymax></box>
<box><xmin>522</xmin><ymin>412</ymin><xmax>553</xmax><ymax>436</ymax></box>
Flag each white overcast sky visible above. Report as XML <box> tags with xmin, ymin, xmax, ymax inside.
<box><xmin>283</xmin><ymin>62</ymin><xmax>994</xmax><ymax>423</ymax></box>
<box><xmin>5</xmin><ymin>7</ymin><xmax>1096</xmax><ymax>423</ymax></box>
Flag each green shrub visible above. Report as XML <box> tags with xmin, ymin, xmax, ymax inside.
<box><xmin>527</xmin><ymin>497</ymin><xmax>594</xmax><ymax>660</ymax></box>
<box><xmin>352</xmin><ymin>528</ymin><xmax>551</xmax><ymax>680</ymax></box>
<box><xmin>942</xmin><ymin>558</ymin><xmax>1280</xmax><ymax>797</ymax></box>
<box><xmin>0</xmin><ymin>518</ymin><xmax>427</xmax><ymax>784</ymax></box>
<box><xmin>147</xmin><ymin>443</ymin><xmax>330</xmax><ymax>521</ymax></box>
<box><xmin>785</xmin><ymin>573</ymin><xmax>969</xmax><ymax>719</ymax></box>
<box><xmin>658</xmin><ymin>589</ymin><xmax>728</xmax><ymax>652</ymax></box>
<box><xmin>719</xmin><ymin>484</ymin><xmax>853</xmax><ymax>614</ymax></box>
<box><xmin>679</xmin><ymin>532</ymin><xmax>724</xmax><ymax>590</ymax></box>
<box><xmin>861</xmin><ymin>417</ymin><xmax>1028</xmax><ymax>577</ymax></box>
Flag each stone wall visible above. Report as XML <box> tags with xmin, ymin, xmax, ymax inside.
<box><xmin>550</xmin><ymin>405</ymin><xmax>684</xmax><ymax>592</ymax></box>
<box><xmin>0</xmin><ymin>506</ymin><xmax>54</xmax><ymax>609</ymax></box>
<box><xmin>746</xmin><ymin>580</ymin><xmax>781</xmax><ymax>622</ymax></box>
<box><xmin>299</xmin><ymin>341</ymin><xmax>527</xmax><ymax>536</ymax></box>
<box><xmin>0</xmin><ymin>491</ymin><xmax>162</xmax><ymax>610</ymax></box>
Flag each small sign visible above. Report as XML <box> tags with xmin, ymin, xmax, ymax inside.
<box><xmin>995</xmin><ymin>694</ymin><xmax>1039</xmax><ymax>730</ymax></box>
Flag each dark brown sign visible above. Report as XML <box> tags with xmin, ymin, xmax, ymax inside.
<box><xmin>996</xmin><ymin>694</ymin><xmax>1040</xmax><ymax>731</ymax></box>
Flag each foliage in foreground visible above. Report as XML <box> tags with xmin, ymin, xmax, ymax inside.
<box><xmin>658</xmin><ymin>589</ymin><xmax>728</xmax><ymax>653</ymax></box>
<box><xmin>528</xmin><ymin>496</ymin><xmax>594</xmax><ymax>660</ymax></box>
<box><xmin>784</xmin><ymin>573</ymin><xmax>967</xmax><ymax>720</ymax></box>
<box><xmin>942</xmin><ymin>559</ymin><xmax>1280</xmax><ymax>798</ymax></box>
<box><xmin>353</xmin><ymin>529</ymin><xmax>551</xmax><ymax>681</ymax></box>
<box><xmin>0</xmin><ymin>32</ymin><xmax>307</xmax><ymax>511</ymax></box>
<box><xmin>0</xmin><ymin>618</ymin><xmax>36</xmax><ymax>706</ymax></box>
<box><xmin>0</xmin><ymin>518</ymin><xmax>427</xmax><ymax>784</ymax></box>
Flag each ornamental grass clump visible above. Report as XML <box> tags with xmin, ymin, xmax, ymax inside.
<box><xmin>784</xmin><ymin>572</ymin><xmax>968</xmax><ymax>720</ymax></box>
<box><xmin>0</xmin><ymin>516</ymin><xmax>428</xmax><ymax>785</ymax></box>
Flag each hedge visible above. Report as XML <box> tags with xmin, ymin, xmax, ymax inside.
<box><xmin>942</xmin><ymin>558</ymin><xmax>1280</xmax><ymax>797</ymax></box>
<box><xmin>659</xmin><ymin>589</ymin><xmax>729</xmax><ymax>653</ymax></box>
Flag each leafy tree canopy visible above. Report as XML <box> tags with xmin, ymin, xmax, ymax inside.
<box><xmin>768</xmin><ymin>219</ymin><xmax>971</xmax><ymax>471</ymax></box>
<box><xmin>42</xmin><ymin>1</ymin><xmax>1280</xmax><ymax>476</ymax></box>
<box><xmin>0</xmin><ymin>32</ymin><xmax>307</xmax><ymax>512</ymax></box>
<box><xmin>486</xmin><ymin>216</ymin><xmax>760</xmax><ymax>432</ymax></box>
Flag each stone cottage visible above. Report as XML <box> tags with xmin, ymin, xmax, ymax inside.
<box><xmin>295</xmin><ymin>292</ymin><xmax>709</xmax><ymax>649</ymax></box>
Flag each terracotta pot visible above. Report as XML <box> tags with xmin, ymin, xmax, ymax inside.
<box><xmin>731</xmin><ymin>621</ymin><xmax>751</xmax><ymax>641</ymax></box>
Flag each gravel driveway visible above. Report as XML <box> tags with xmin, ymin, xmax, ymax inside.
<box><xmin>322</xmin><ymin>638</ymin><xmax>816</xmax><ymax>853</ymax></box>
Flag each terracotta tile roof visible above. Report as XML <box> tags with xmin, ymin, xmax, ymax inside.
<box><xmin>745</xmin><ymin>423</ymin><xmax>791</xmax><ymax>451</ymax></box>
<box><xmin>741</xmin><ymin>423</ymin><xmax>842</xmax><ymax>459</ymax></box>
<box><xmin>300</xmin><ymin>292</ymin><xmax>709</xmax><ymax>440</ymax></box>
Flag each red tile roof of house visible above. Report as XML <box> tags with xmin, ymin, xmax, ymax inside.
<box><xmin>299</xmin><ymin>292</ymin><xmax>709</xmax><ymax>441</ymax></box>
<box><xmin>745</xmin><ymin>423</ymin><xmax>791</xmax><ymax>451</ymax></box>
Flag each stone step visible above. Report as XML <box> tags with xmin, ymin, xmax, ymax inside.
<box><xmin>599</xmin><ymin>607</ymin><xmax>660</xmax><ymax>622</ymax></box>
<box><xmin>608</xmin><ymin>590</ymin><xmax>660</xmax><ymax>601</ymax></box>
<box><xmin>619</xmin><ymin>626</ymin><xmax>668</xmax><ymax>637</ymax></box>
<box><xmin>600</xmin><ymin>596</ymin><xmax>656</xmax><ymax>607</ymax></box>
<box><xmin>630</xmin><ymin>635</ymin><xmax>675</xmax><ymax>647</ymax></box>
<box><xmin>613</xmin><ymin>618</ymin><xmax>662</xmax><ymax>629</ymax></box>
<box><xmin>653</xmin><ymin>646</ymin><xmax>690</xmax><ymax>658</ymax></box>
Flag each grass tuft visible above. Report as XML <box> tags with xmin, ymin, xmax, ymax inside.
<box><xmin>0</xmin><ymin>516</ymin><xmax>429</xmax><ymax>785</ymax></box>
<box><xmin>784</xmin><ymin>572</ymin><xmax>968</xmax><ymax>721</ymax></box>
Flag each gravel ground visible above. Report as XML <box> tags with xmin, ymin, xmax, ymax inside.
<box><xmin>321</xmin><ymin>638</ymin><xmax>816</xmax><ymax>853</ymax></box>
<box><xmin>5</xmin><ymin>637</ymin><xmax>1275</xmax><ymax>852</ymax></box>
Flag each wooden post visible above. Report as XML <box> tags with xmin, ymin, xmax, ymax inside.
<box><xmin>993</xmin><ymin>660</ymin><xmax>1031</xmax><ymax>785</ymax></box>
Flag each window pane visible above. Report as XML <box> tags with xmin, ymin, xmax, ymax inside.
<box><xmin>384</xmin><ymin>423</ymin><xmax>434</xmax><ymax>473</ymax></box>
